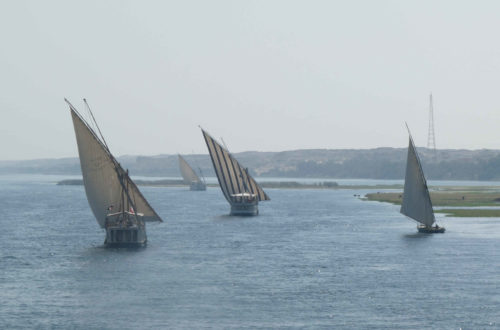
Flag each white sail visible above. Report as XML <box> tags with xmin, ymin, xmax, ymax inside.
<box><xmin>400</xmin><ymin>135</ymin><xmax>435</xmax><ymax>227</ymax></box>
<box><xmin>69</xmin><ymin>104</ymin><xmax>162</xmax><ymax>228</ymax></box>
<box><xmin>178</xmin><ymin>154</ymin><xmax>202</xmax><ymax>184</ymax></box>
<box><xmin>201</xmin><ymin>129</ymin><xmax>270</xmax><ymax>203</ymax></box>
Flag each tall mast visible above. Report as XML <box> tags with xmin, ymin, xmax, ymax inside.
<box><xmin>198</xmin><ymin>167</ymin><xmax>206</xmax><ymax>184</ymax></box>
<box><xmin>126</xmin><ymin>170</ymin><xmax>129</xmax><ymax>213</ymax></box>
<box><xmin>83</xmin><ymin>98</ymin><xmax>110</xmax><ymax>152</ymax></box>
<box><xmin>121</xmin><ymin>172</ymin><xmax>125</xmax><ymax>217</ymax></box>
<box><xmin>80</xmin><ymin>99</ymin><xmax>138</xmax><ymax>220</ymax></box>
<box><xmin>427</xmin><ymin>93</ymin><xmax>436</xmax><ymax>152</ymax></box>
<box><xmin>191</xmin><ymin>149</ymin><xmax>206</xmax><ymax>184</ymax></box>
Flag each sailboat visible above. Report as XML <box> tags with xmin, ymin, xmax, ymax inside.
<box><xmin>178</xmin><ymin>154</ymin><xmax>206</xmax><ymax>191</ymax></box>
<box><xmin>401</xmin><ymin>124</ymin><xmax>444</xmax><ymax>233</ymax></box>
<box><xmin>200</xmin><ymin>128</ymin><xmax>270</xmax><ymax>215</ymax></box>
<box><xmin>66</xmin><ymin>99</ymin><xmax>163</xmax><ymax>246</ymax></box>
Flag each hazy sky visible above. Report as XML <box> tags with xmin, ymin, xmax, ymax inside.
<box><xmin>1</xmin><ymin>0</ymin><xmax>500</xmax><ymax>160</ymax></box>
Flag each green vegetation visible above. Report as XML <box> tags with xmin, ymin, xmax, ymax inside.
<box><xmin>7</xmin><ymin>148</ymin><xmax>500</xmax><ymax>180</ymax></box>
<box><xmin>364</xmin><ymin>188</ymin><xmax>500</xmax><ymax>217</ymax></box>
<box><xmin>363</xmin><ymin>192</ymin><xmax>403</xmax><ymax>205</ymax></box>
<box><xmin>364</xmin><ymin>190</ymin><xmax>500</xmax><ymax>207</ymax></box>
<box><xmin>435</xmin><ymin>209</ymin><xmax>500</xmax><ymax>217</ymax></box>
<box><xmin>259</xmin><ymin>181</ymin><xmax>328</xmax><ymax>189</ymax></box>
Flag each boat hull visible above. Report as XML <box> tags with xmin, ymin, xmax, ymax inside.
<box><xmin>104</xmin><ymin>225</ymin><xmax>147</xmax><ymax>247</ymax></box>
<box><xmin>230</xmin><ymin>201</ymin><xmax>259</xmax><ymax>216</ymax></box>
<box><xmin>417</xmin><ymin>224</ymin><xmax>445</xmax><ymax>233</ymax></box>
<box><xmin>190</xmin><ymin>181</ymin><xmax>207</xmax><ymax>191</ymax></box>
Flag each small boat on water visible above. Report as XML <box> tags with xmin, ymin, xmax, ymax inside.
<box><xmin>401</xmin><ymin>124</ymin><xmax>444</xmax><ymax>233</ymax></box>
<box><xmin>66</xmin><ymin>98</ymin><xmax>163</xmax><ymax>246</ymax></box>
<box><xmin>200</xmin><ymin>128</ymin><xmax>270</xmax><ymax>216</ymax></box>
<box><xmin>178</xmin><ymin>154</ymin><xmax>206</xmax><ymax>191</ymax></box>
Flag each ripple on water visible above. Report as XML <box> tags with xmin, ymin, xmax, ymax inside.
<box><xmin>0</xmin><ymin>178</ymin><xmax>499</xmax><ymax>329</ymax></box>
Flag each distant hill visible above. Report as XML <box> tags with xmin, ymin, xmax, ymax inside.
<box><xmin>2</xmin><ymin>148</ymin><xmax>500</xmax><ymax>180</ymax></box>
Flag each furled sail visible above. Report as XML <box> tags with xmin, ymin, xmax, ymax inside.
<box><xmin>178</xmin><ymin>154</ymin><xmax>202</xmax><ymax>184</ymax></box>
<box><xmin>201</xmin><ymin>128</ymin><xmax>270</xmax><ymax>203</ymax></box>
<box><xmin>68</xmin><ymin>102</ymin><xmax>162</xmax><ymax>228</ymax></box>
<box><xmin>400</xmin><ymin>134</ymin><xmax>435</xmax><ymax>227</ymax></box>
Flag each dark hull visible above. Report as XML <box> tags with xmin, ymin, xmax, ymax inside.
<box><xmin>105</xmin><ymin>241</ymin><xmax>147</xmax><ymax>248</ymax></box>
<box><xmin>104</xmin><ymin>225</ymin><xmax>147</xmax><ymax>247</ymax></box>
<box><xmin>230</xmin><ymin>201</ymin><xmax>259</xmax><ymax>216</ymax></box>
<box><xmin>190</xmin><ymin>182</ymin><xmax>207</xmax><ymax>191</ymax></box>
<box><xmin>417</xmin><ymin>225</ymin><xmax>445</xmax><ymax>233</ymax></box>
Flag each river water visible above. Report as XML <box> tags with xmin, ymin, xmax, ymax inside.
<box><xmin>1</xmin><ymin>175</ymin><xmax>499</xmax><ymax>329</ymax></box>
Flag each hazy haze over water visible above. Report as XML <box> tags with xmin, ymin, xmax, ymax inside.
<box><xmin>1</xmin><ymin>0</ymin><xmax>500</xmax><ymax>160</ymax></box>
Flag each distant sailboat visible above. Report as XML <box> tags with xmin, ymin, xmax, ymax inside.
<box><xmin>200</xmin><ymin>128</ymin><xmax>270</xmax><ymax>215</ymax></box>
<box><xmin>401</xmin><ymin>125</ymin><xmax>444</xmax><ymax>233</ymax></box>
<box><xmin>66</xmin><ymin>99</ymin><xmax>163</xmax><ymax>246</ymax></box>
<box><xmin>178</xmin><ymin>154</ymin><xmax>206</xmax><ymax>191</ymax></box>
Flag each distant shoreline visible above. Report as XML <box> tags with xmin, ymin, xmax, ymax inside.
<box><xmin>363</xmin><ymin>188</ymin><xmax>500</xmax><ymax>217</ymax></box>
<box><xmin>56</xmin><ymin>179</ymin><xmax>402</xmax><ymax>190</ymax></box>
<box><xmin>57</xmin><ymin>179</ymin><xmax>500</xmax><ymax>217</ymax></box>
<box><xmin>7</xmin><ymin>147</ymin><xmax>500</xmax><ymax>181</ymax></box>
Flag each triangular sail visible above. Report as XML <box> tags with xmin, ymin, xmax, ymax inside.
<box><xmin>400</xmin><ymin>135</ymin><xmax>435</xmax><ymax>227</ymax></box>
<box><xmin>69</xmin><ymin>104</ymin><xmax>162</xmax><ymax>228</ymax></box>
<box><xmin>178</xmin><ymin>154</ymin><xmax>202</xmax><ymax>184</ymax></box>
<box><xmin>201</xmin><ymin>129</ymin><xmax>270</xmax><ymax>203</ymax></box>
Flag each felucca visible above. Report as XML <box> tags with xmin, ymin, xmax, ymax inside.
<box><xmin>401</xmin><ymin>124</ymin><xmax>444</xmax><ymax>233</ymax></box>
<box><xmin>178</xmin><ymin>154</ymin><xmax>206</xmax><ymax>191</ymax></box>
<box><xmin>66</xmin><ymin>99</ymin><xmax>163</xmax><ymax>246</ymax></box>
<box><xmin>200</xmin><ymin>128</ymin><xmax>270</xmax><ymax>215</ymax></box>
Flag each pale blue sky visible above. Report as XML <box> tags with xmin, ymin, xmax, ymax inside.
<box><xmin>1</xmin><ymin>0</ymin><xmax>500</xmax><ymax>160</ymax></box>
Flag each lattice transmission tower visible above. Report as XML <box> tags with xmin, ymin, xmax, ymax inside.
<box><xmin>427</xmin><ymin>93</ymin><xmax>436</xmax><ymax>151</ymax></box>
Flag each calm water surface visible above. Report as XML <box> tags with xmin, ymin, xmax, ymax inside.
<box><xmin>1</xmin><ymin>175</ymin><xmax>499</xmax><ymax>329</ymax></box>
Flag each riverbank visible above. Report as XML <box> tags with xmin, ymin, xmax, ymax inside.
<box><xmin>363</xmin><ymin>187</ymin><xmax>500</xmax><ymax>217</ymax></box>
<box><xmin>57</xmin><ymin>179</ymin><xmax>403</xmax><ymax>190</ymax></box>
